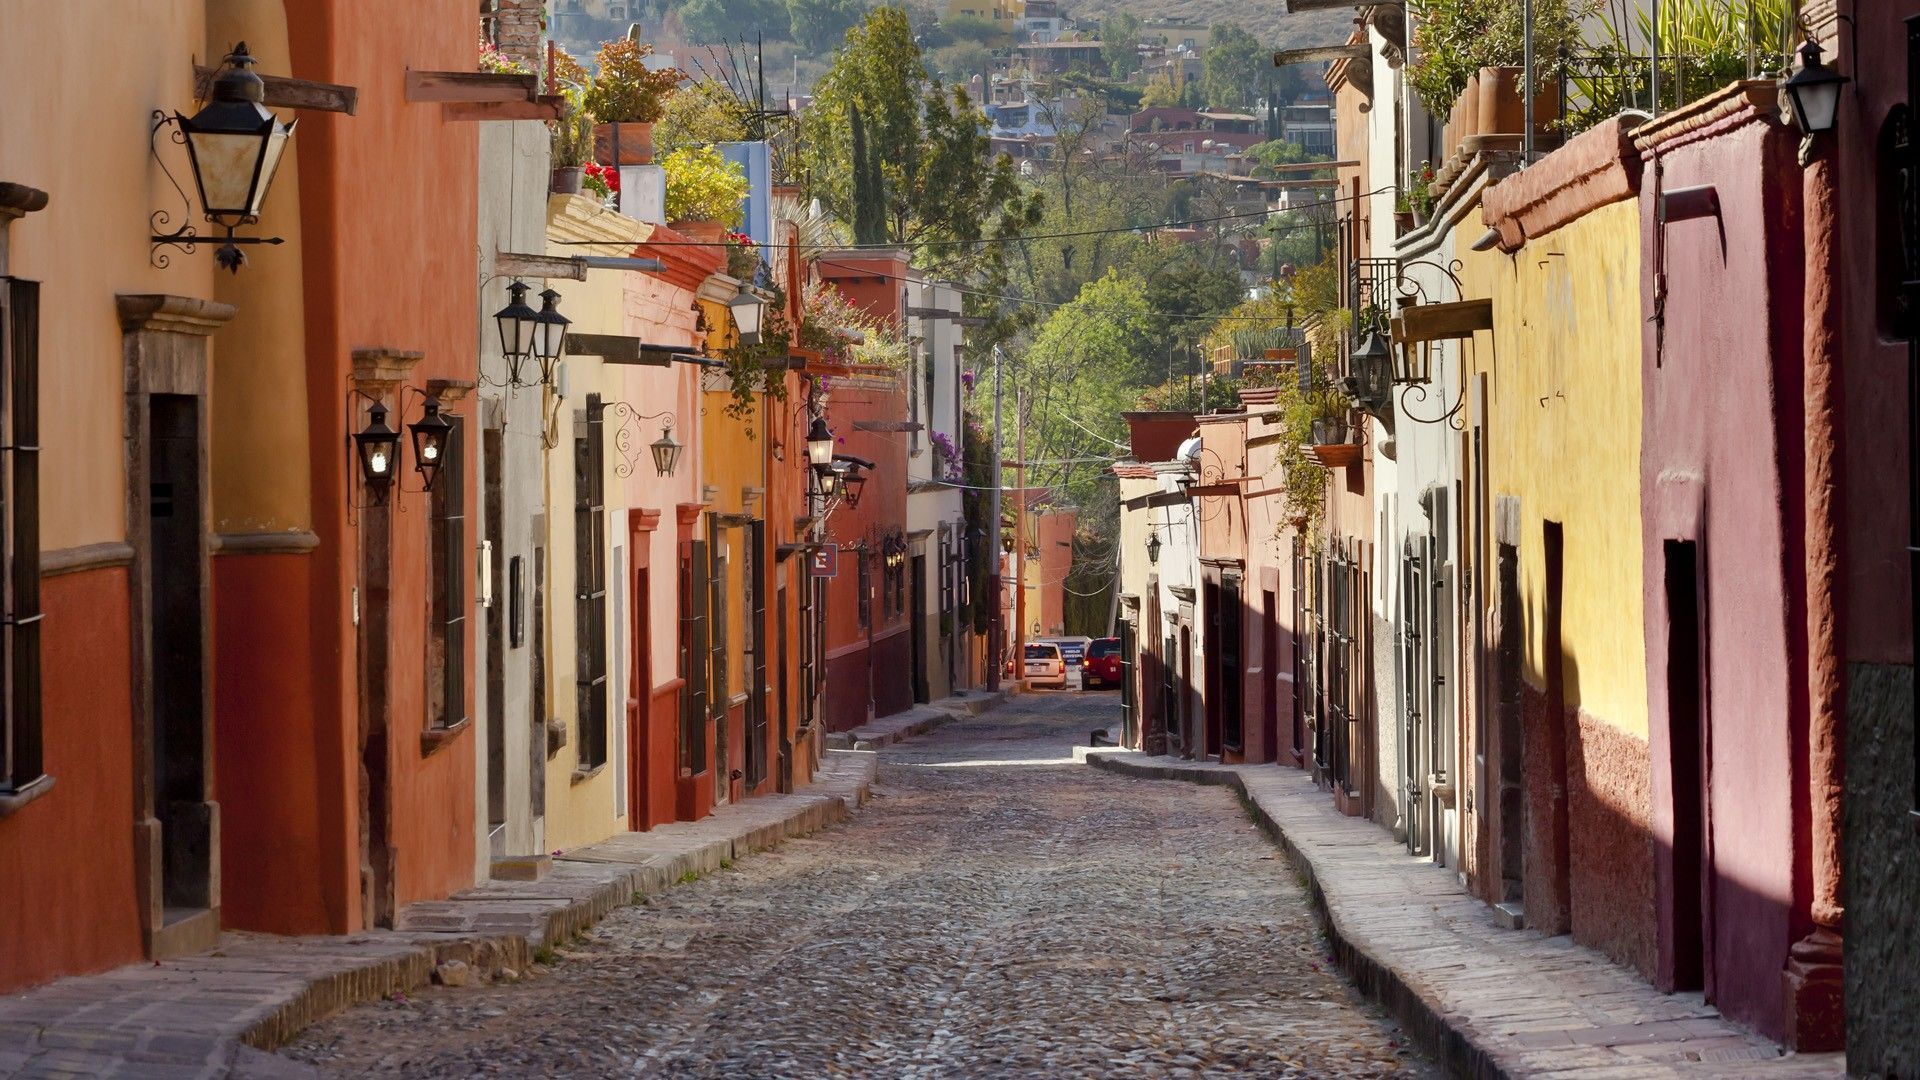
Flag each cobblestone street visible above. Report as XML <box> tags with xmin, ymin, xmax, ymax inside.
<box><xmin>280</xmin><ymin>692</ymin><xmax>1431</xmax><ymax>1078</ymax></box>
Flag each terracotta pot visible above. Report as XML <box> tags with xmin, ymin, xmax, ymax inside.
<box><xmin>550</xmin><ymin>165</ymin><xmax>583</xmax><ymax>195</ymax></box>
<box><xmin>670</xmin><ymin>218</ymin><xmax>729</xmax><ymax>245</ymax></box>
<box><xmin>1310</xmin><ymin>442</ymin><xmax>1363</xmax><ymax>469</ymax></box>
<box><xmin>592</xmin><ymin>121</ymin><xmax>653</xmax><ymax>166</ymax></box>
<box><xmin>1395</xmin><ymin>209</ymin><xmax>1415</xmax><ymax>233</ymax></box>
<box><xmin>1449</xmin><ymin>71</ymin><xmax>1481</xmax><ymax>155</ymax></box>
<box><xmin>1478</xmin><ymin>66</ymin><xmax>1525</xmax><ymax>136</ymax></box>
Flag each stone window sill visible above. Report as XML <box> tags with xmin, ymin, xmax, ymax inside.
<box><xmin>571</xmin><ymin>762</ymin><xmax>606</xmax><ymax>786</ymax></box>
<box><xmin>0</xmin><ymin>774</ymin><xmax>54</xmax><ymax>820</ymax></box>
<box><xmin>420</xmin><ymin>716</ymin><xmax>472</xmax><ymax>757</ymax></box>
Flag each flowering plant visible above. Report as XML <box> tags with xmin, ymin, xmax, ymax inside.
<box><xmin>961</xmin><ymin>368</ymin><xmax>976</xmax><ymax>394</ymax></box>
<box><xmin>929</xmin><ymin>430</ymin><xmax>962</xmax><ymax>481</ymax></box>
<box><xmin>723</xmin><ymin>230</ymin><xmax>760</xmax><ymax>280</ymax></box>
<box><xmin>582</xmin><ymin>160</ymin><xmax>620</xmax><ymax>201</ymax></box>
<box><xmin>1405</xmin><ymin>160</ymin><xmax>1438</xmax><ymax>218</ymax></box>
<box><xmin>478</xmin><ymin>38</ymin><xmax>528</xmax><ymax>75</ymax></box>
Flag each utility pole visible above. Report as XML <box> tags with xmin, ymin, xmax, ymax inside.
<box><xmin>988</xmin><ymin>345</ymin><xmax>1004</xmax><ymax>692</ymax></box>
<box><xmin>1014</xmin><ymin>389</ymin><xmax>1027</xmax><ymax>691</ymax></box>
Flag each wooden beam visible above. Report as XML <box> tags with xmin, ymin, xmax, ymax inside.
<box><xmin>1273</xmin><ymin>44</ymin><xmax>1372</xmax><ymax>65</ymax></box>
<box><xmin>493</xmin><ymin>252</ymin><xmax>588</xmax><ymax>281</ymax></box>
<box><xmin>443</xmin><ymin>96</ymin><xmax>566</xmax><ymax>122</ymax></box>
<box><xmin>565</xmin><ymin>333</ymin><xmax>670</xmax><ymax>366</ymax></box>
<box><xmin>853</xmin><ymin>420</ymin><xmax>925</xmax><ymax>433</ymax></box>
<box><xmin>1263</xmin><ymin>160</ymin><xmax>1360</xmax><ymax>172</ymax></box>
<box><xmin>404</xmin><ymin>69</ymin><xmax>538</xmax><ymax>103</ymax></box>
<box><xmin>1398</xmin><ymin>298</ymin><xmax>1494</xmax><ymax>343</ymax></box>
<box><xmin>195</xmin><ymin>65</ymin><xmax>358</xmax><ymax>114</ymax></box>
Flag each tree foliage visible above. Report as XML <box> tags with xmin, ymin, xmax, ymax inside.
<box><xmin>1202</xmin><ymin>23</ymin><xmax>1265</xmax><ymax>109</ymax></box>
<box><xmin>1140</xmin><ymin>72</ymin><xmax>1179</xmax><ymax>108</ymax></box>
<box><xmin>1099</xmin><ymin>12</ymin><xmax>1142</xmax><ymax>78</ymax></box>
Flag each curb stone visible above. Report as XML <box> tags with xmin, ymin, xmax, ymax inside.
<box><xmin>1084</xmin><ymin>751</ymin><xmax>1846</xmax><ymax>1080</ymax></box>
<box><xmin>0</xmin><ymin>749</ymin><xmax>878</xmax><ymax>1077</ymax></box>
<box><xmin>823</xmin><ymin>690</ymin><xmax>1008</xmax><ymax>751</ymax></box>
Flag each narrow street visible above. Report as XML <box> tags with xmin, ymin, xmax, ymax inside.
<box><xmin>280</xmin><ymin>692</ymin><xmax>1431</xmax><ymax>1078</ymax></box>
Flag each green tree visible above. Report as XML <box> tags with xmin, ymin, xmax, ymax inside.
<box><xmin>1202</xmin><ymin>24</ymin><xmax>1264</xmax><ymax>109</ymax></box>
<box><xmin>654</xmin><ymin>78</ymin><xmax>749</xmax><ymax>155</ymax></box>
<box><xmin>1140</xmin><ymin>72</ymin><xmax>1178</xmax><ymax>108</ymax></box>
<box><xmin>788</xmin><ymin>0</ymin><xmax>872</xmax><ymax>54</ymax></box>
<box><xmin>1100</xmin><ymin>12</ymin><xmax>1142</xmax><ymax>78</ymax></box>
<box><xmin>942</xmin><ymin>14</ymin><xmax>1002</xmax><ymax>42</ymax></box>
<box><xmin>927</xmin><ymin>40</ymin><xmax>992</xmax><ymax>84</ymax></box>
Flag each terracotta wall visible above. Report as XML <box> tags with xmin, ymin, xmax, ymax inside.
<box><xmin>1634</xmin><ymin>100</ymin><xmax>1808</xmax><ymax>1042</ymax></box>
<box><xmin>286</xmin><ymin>0</ymin><xmax>480</xmax><ymax>922</ymax></box>
<box><xmin>820</xmin><ymin>374</ymin><xmax>909</xmax><ymax>728</ymax></box>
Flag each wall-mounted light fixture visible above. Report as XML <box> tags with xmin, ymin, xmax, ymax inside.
<box><xmin>649</xmin><ymin>420</ymin><xmax>683</xmax><ymax>477</ymax></box>
<box><xmin>534</xmin><ymin>286</ymin><xmax>570</xmax><ymax>384</ymax></box>
<box><xmin>806</xmin><ymin>416</ymin><xmax>835</xmax><ymax>469</ymax></box>
<box><xmin>1782</xmin><ymin>37</ymin><xmax>1848</xmax><ymax>144</ymax></box>
<box><xmin>150</xmin><ymin>43</ymin><xmax>297</xmax><ymax>273</ymax></box>
<box><xmin>353</xmin><ymin>400</ymin><xmax>400</xmax><ymax>500</ymax></box>
<box><xmin>408</xmin><ymin>395</ymin><xmax>454</xmax><ymax>490</ymax></box>
<box><xmin>495</xmin><ymin>280</ymin><xmax>541</xmax><ymax>386</ymax></box>
<box><xmin>730</xmin><ymin>283</ymin><xmax>765</xmax><ymax>346</ymax></box>
<box><xmin>1146</xmin><ymin>527</ymin><xmax>1162</xmax><ymax>564</ymax></box>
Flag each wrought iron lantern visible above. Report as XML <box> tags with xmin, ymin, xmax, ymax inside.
<box><xmin>408</xmin><ymin>395</ymin><xmax>454</xmax><ymax>491</ymax></box>
<box><xmin>806</xmin><ymin>416</ymin><xmax>835</xmax><ymax>468</ymax></box>
<box><xmin>1347</xmin><ymin>330</ymin><xmax>1395</xmax><ymax>415</ymax></box>
<box><xmin>1146</xmin><ymin>527</ymin><xmax>1162</xmax><ymax>564</ymax></box>
<box><xmin>842</xmin><ymin>464</ymin><xmax>868</xmax><ymax>508</ymax></box>
<box><xmin>153</xmin><ymin>43</ymin><xmax>297</xmax><ymax>272</ymax></box>
<box><xmin>1782</xmin><ymin>37</ymin><xmax>1848</xmax><ymax>138</ymax></box>
<box><xmin>494</xmin><ymin>280</ymin><xmax>541</xmax><ymax>386</ymax></box>
<box><xmin>730</xmin><ymin>283</ymin><xmax>765</xmax><ymax>346</ymax></box>
<box><xmin>649</xmin><ymin>421</ymin><xmax>683</xmax><ymax>477</ymax></box>
<box><xmin>354</xmin><ymin>402</ymin><xmax>400</xmax><ymax>496</ymax></box>
<box><xmin>820</xmin><ymin>462</ymin><xmax>843</xmax><ymax>496</ymax></box>
<box><xmin>533</xmin><ymin>287</ymin><xmax>570</xmax><ymax>384</ymax></box>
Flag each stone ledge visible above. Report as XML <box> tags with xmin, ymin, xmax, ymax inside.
<box><xmin>1084</xmin><ymin>751</ymin><xmax>1846</xmax><ymax>1079</ymax></box>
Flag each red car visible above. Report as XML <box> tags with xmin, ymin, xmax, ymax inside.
<box><xmin>1083</xmin><ymin>637</ymin><xmax>1123</xmax><ymax>689</ymax></box>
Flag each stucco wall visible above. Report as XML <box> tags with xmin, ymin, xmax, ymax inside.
<box><xmin>1463</xmin><ymin>195</ymin><xmax>1652</xmax><ymax>974</ymax></box>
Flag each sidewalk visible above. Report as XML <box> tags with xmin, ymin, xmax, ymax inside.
<box><xmin>0</xmin><ymin>750</ymin><xmax>878</xmax><ymax>1079</ymax></box>
<box><xmin>823</xmin><ymin>688</ymin><xmax>1008</xmax><ymax>751</ymax></box>
<box><xmin>1085</xmin><ymin>751</ymin><xmax>1847</xmax><ymax>1080</ymax></box>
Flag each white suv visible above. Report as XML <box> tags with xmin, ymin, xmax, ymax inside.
<box><xmin>1022</xmin><ymin>642</ymin><xmax>1067</xmax><ymax>688</ymax></box>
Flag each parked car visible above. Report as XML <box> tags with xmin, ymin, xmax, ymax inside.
<box><xmin>1083</xmin><ymin>637</ymin><xmax>1122</xmax><ymax>689</ymax></box>
<box><xmin>1023</xmin><ymin>642</ymin><xmax>1067</xmax><ymax>688</ymax></box>
<box><xmin>1035</xmin><ymin>634</ymin><xmax>1092</xmax><ymax>681</ymax></box>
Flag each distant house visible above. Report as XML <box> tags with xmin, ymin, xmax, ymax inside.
<box><xmin>1010</xmin><ymin>39</ymin><xmax>1106</xmax><ymax>77</ymax></box>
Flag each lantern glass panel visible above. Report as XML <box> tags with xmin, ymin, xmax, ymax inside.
<box><xmin>650</xmin><ymin>426</ymin><xmax>682</xmax><ymax>476</ymax></box>
<box><xmin>806</xmin><ymin>418</ymin><xmax>834</xmax><ymax>466</ymax></box>
<box><xmin>183</xmin><ymin>122</ymin><xmax>271</xmax><ymax>218</ymax></box>
<box><xmin>535</xmin><ymin>288</ymin><xmax>570</xmax><ymax>360</ymax></box>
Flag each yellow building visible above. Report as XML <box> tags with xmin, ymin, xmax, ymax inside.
<box><xmin>946</xmin><ymin>0</ymin><xmax>1023</xmax><ymax>39</ymax></box>
<box><xmin>1458</xmin><ymin>122</ymin><xmax>1651</xmax><ymax>976</ymax></box>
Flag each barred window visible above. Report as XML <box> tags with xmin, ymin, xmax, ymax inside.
<box><xmin>427</xmin><ymin>412</ymin><xmax>465</xmax><ymax>731</ymax></box>
<box><xmin>0</xmin><ymin>278</ymin><xmax>40</xmax><ymax>794</ymax></box>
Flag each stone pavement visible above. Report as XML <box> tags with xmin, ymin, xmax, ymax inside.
<box><xmin>822</xmin><ymin>688</ymin><xmax>1008</xmax><ymax>751</ymax></box>
<box><xmin>278</xmin><ymin>690</ymin><xmax>1432</xmax><ymax>1078</ymax></box>
<box><xmin>0</xmin><ymin>749</ymin><xmax>877</xmax><ymax>1079</ymax></box>
<box><xmin>1086</xmin><ymin>751</ymin><xmax>1849</xmax><ymax>1080</ymax></box>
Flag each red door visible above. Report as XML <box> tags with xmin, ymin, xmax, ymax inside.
<box><xmin>627</xmin><ymin>511</ymin><xmax>657</xmax><ymax>828</ymax></box>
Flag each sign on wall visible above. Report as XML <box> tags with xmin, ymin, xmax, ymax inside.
<box><xmin>809</xmin><ymin>543</ymin><xmax>839</xmax><ymax>578</ymax></box>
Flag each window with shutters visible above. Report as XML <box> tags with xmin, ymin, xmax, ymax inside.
<box><xmin>428</xmin><ymin>414</ymin><xmax>466</xmax><ymax>730</ymax></box>
<box><xmin>0</xmin><ymin>278</ymin><xmax>41</xmax><ymax>794</ymax></box>
<box><xmin>575</xmin><ymin>397</ymin><xmax>608</xmax><ymax>769</ymax></box>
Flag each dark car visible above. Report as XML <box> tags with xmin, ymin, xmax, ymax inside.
<box><xmin>1083</xmin><ymin>637</ymin><xmax>1122</xmax><ymax>689</ymax></box>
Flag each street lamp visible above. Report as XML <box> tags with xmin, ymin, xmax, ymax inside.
<box><xmin>730</xmin><ymin>283</ymin><xmax>765</xmax><ymax>346</ymax></box>
<box><xmin>354</xmin><ymin>401</ymin><xmax>400</xmax><ymax>498</ymax></box>
<box><xmin>1146</xmin><ymin>527</ymin><xmax>1162</xmax><ymax>564</ymax></box>
<box><xmin>806</xmin><ymin>416</ymin><xmax>835</xmax><ymax>469</ymax></box>
<box><xmin>494</xmin><ymin>280</ymin><xmax>541</xmax><ymax>386</ymax></box>
<box><xmin>408</xmin><ymin>396</ymin><xmax>454</xmax><ymax>491</ymax></box>
<box><xmin>842</xmin><ymin>464</ymin><xmax>868</xmax><ymax>508</ymax></box>
<box><xmin>155</xmin><ymin>42</ymin><xmax>297</xmax><ymax>272</ymax></box>
<box><xmin>649</xmin><ymin>421</ymin><xmax>683</xmax><ymax>477</ymax></box>
<box><xmin>1348</xmin><ymin>330</ymin><xmax>1395</xmax><ymax>415</ymax></box>
<box><xmin>1782</xmin><ymin>37</ymin><xmax>1848</xmax><ymax>139</ymax></box>
<box><xmin>534</xmin><ymin>287</ymin><xmax>570</xmax><ymax>385</ymax></box>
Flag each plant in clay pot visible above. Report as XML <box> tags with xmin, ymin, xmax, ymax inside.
<box><xmin>662</xmin><ymin>145</ymin><xmax>749</xmax><ymax>240</ymax></box>
<box><xmin>549</xmin><ymin>87</ymin><xmax>593</xmax><ymax>194</ymax></box>
<box><xmin>723</xmin><ymin>230</ymin><xmax>760</xmax><ymax>281</ymax></box>
<box><xmin>582</xmin><ymin>38</ymin><xmax>680</xmax><ymax>165</ymax></box>
<box><xmin>1406</xmin><ymin>0</ymin><xmax>1592</xmax><ymax>119</ymax></box>
<box><xmin>582</xmin><ymin>161</ymin><xmax>620</xmax><ymax>205</ymax></box>
<box><xmin>1405</xmin><ymin>160</ymin><xmax>1437</xmax><ymax>222</ymax></box>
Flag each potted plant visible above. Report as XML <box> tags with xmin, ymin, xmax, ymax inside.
<box><xmin>1405</xmin><ymin>161</ymin><xmax>1437</xmax><ymax>224</ymax></box>
<box><xmin>723</xmin><ymin>230</ymin><xmax>760</xmax><ymax>281</ymax></box>
<box><xmin>1306</xmin><ymin>391</ymin><xmax>1362</xmax><ymax>467</ymax></box>
<box><xmin>1394</xmin><ymin>192</ymin><xmax>1414</xmax><ymax>233</ymax></box>
<box><xmin>662</xmin><ymin>145</ymin><xmax>749</xmax><ymax>243</ymax></box>
<box><xmin>550</xmin><ymin>88</ymin><xmax>593</xmax><ymax>194</ymax></box>
<box><xmin>582</xmin><ymin>38</ymin><xmax>680</xmax><ymax>166</ymax></box>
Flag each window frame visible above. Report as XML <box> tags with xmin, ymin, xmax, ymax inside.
<box><xmin>0</xmin><ymin>278</ymin><xmax>41</xmax><ymax>795</ymax></box>
<box><xmin>575</xmin><ymin>396</ymin><xmax>608</xmax><ymax>769</ymax></box>
<box><xmin>427</xmin><ymin>412</ymin><xmax>466</xmax><ymax>731</ymax></box>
